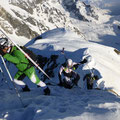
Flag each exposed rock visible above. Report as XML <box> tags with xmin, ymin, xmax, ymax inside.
<box><xmin>0</xmin><ymin>6</ymin><xmax>38</xmax><ymax>39</ymax></box>
<box><xmin>0</xmin><ymin>0</ymin><xmax>103</xmax><ymax>39</ymax></box>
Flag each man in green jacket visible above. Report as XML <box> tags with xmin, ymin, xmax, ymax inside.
<box><xmin>0</xmin><ymin>38</ymin><xmax>50</xmax><ymax>95</ymax></box>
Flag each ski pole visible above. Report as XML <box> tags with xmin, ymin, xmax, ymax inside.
<box><xmin>61</xmin><ymin>47</ymin><xmax>68</xmax><ymax>61</ymax></box>
<box><xmin>0</xmin><ymin>29</ymin><xmax>51</xmax><ymax>80</ymax></box>
<box><xmin>0</xmin><ymin>56</ymin><xmax>25</xmax><ymax>107</ymax></box>
<box><xmin>0</xmin><ymin>66</ymin><xmax>5</xmax><ymax>86</ymax></box>
<box><xmin>0</xmin><ymin>65</ymin><xmax>12</xmax><ymax>89</ymax></box>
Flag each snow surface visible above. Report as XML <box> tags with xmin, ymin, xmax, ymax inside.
<box><xmin>0</xmin><ymin>0</ymin><xmax>120</xmax><ymax>120</ymax></box>
<box><xmin>28</xmin><ymin>28</ymin><xmax>120</xmax><ymax>95</ymax></box>
<box><xmin>1</xmin><ymin>28</ymin><xmax>120</xmax><ymax>120</ymax></box>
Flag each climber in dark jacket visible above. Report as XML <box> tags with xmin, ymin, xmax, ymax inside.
<box><xmin>58</xmin><ymin>58</ymin><xmax>87</xmax><ymax>89</ymax></box>
<box><xmin>83</xmin><ymin>70</ymin><xmax>99</xmax><ymax>89</ymax></box>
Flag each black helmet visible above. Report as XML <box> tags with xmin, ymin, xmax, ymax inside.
<box><xmin>0</xmin><ymin>38</ymin><xmax>9</xmax><ymax>49</ymax></box>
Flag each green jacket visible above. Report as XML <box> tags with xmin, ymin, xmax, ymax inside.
<box><xmin>3</xmin><ymin>46</ymin><xmax>30</xmax><ymax>71</ymax></box>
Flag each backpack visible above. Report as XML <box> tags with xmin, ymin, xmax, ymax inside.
<box><xmin>20</xmin><ymin>46</ymin><xmax>38</xmax><ymax>65</ymax></box>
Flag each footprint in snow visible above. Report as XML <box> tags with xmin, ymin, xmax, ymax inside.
<box><xmin>58</xmin><ymin>107</ymin><xmax>67</xmax><ymax>113</ymax></box>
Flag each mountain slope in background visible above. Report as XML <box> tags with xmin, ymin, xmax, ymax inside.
<box><xmin>81</xmin><ymin>0</ymin><xmax>120</xmax><ymax>15</ymax></box>
<box><xmin>0</xmin><ymin>0</ymin><xmax>109</xmax><ymax>44</ymax></box>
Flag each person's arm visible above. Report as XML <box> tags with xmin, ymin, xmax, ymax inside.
<box><xmin>72</xmin><ymin>62</ymin><xmax>79</xmax><ymax>69</ymax></box>
<box><xmin>3</xmin><ymin>53</ymin><xmax>20</xmax><ymax>64</ymax></box>
<box><xmin>79</xmin><ymin>58</ymin><xmax>87</xmax><ymax>64</ymax></box>
<box><xmin>58</xmin><ymin>66</ymin><xmax>64</xmax><ymax>86</ymax></box>
<box><xmin>72</xmin><ymin>59</ymin><xmax>87</xmax><ymax>69</ymax></box>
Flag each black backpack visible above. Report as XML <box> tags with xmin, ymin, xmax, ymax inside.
<box><xmin>20</xmin><ymin>46</ymin><xmax>38</xmax><ymax>64</ymax></box>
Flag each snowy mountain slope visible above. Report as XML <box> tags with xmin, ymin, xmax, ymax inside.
<box><xmin>71</xmin><ymin>17</ymin><xmax>120</xmax><ymax>50</ymax></box>
<box><xmin>61</xmin><ymin>0</ymin><xmax>109</xmax><ymax>23</ymax></box>
<box><xmin>0</xmin><ymin>0</ymin><xmax>120</xmax><ymax>120</ymax></box>
<box><xmin>1</xmin><ymin>86</ymin><xmax>120</xmax><ymax>120</ymax></box>
<box><xmin>0</xmin><ymin>0</ymin><xmax>109</xmax><ymax>44</ymax></box>
<box><xmin>0</xmin><ymin>29</ymin><xmax>120</xmax><ymax>119</ymax></box>
<box><xmin>82</xmin><ymin>0</ymin><xmax>120</xmax><ymax>15</ymax></box>
<box><xmin>0</xmin><ymin>0</ymin><xmax>80</xmax><ymax>40</ymax></box>
<box><xmin>26</xmin><ymin>30</ymin><xmax>120</xmax><ymax>94</ymax></box>
<box><xmin>0</xmin><ymin>24</ymin><xmax>120</xmax><ymax>120</ymax></box>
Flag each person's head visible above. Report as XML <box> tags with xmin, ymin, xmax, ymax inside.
<box><xmin>0</xmin><ymin>38</ymin><xmax>11</xmax><ymax>54</ymax></box>
<box><xmin>67</xmin><ymin>59</ymin><xmax>73</xmax><ymax>68</ymax></box>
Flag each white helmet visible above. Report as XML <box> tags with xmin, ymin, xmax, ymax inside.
<box><xmin>67</xmin><ymin>59</ymin><xmax>73</xmax><ymax>67</ymax></box>
<box><xmin>0</xmin><ymin>38</ymin><xmax>9</xmax><ymax>49</ymax></box>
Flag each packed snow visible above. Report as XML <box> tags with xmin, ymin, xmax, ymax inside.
<box><xmin>0</xmin><ymin>0</ymin><xmax>120</xmax><ymax>120</ymax></box>
<box><xmin>1</xmin><ymin>28</ymin><xmax>120</xmax><ymax>120</ymax></box>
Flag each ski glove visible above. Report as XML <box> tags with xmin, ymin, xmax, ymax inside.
<box><xmin>80</xmin><ymin>59</ymin><xmax>87</xmax><ymax>64</ymax></box>
<box><xmin>73</xmin><ymin>64</ymin><xmax>79</xmax><ymax>69</ymax></box>
<box><xmin>44</xmin><ymin>87</ymin><xmax>50</xmax><ymax>95</ymax></box>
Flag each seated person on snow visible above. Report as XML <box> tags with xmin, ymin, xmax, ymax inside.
<box><xmin>58</xmin><ymin>58</ymin><xmax>87</xmax><ymax>89</ymax></box>
<box><xmin>0</xmin><ymin>37</ymin><xmax>50</xmax><ymax>95</ymax></box>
